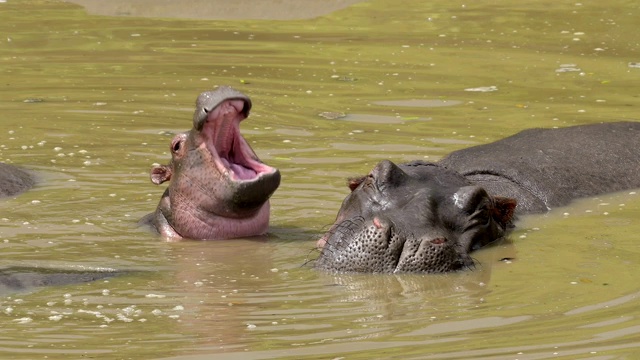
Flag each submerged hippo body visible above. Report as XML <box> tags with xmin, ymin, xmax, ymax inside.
<box><xmin>0</xmin><ymin>163</ymin><xmax>34</xmax><ymax>198</ymax></box>
<box><xmin>316</xmin><ymin>121</ymin><xmax>640</xmax><ymax>273</ymax></box>
<box><xmin>0</xmin><ymin>267</ymin><xmax>126</xmax><ymax>296</ymax></box>
<box><xmin>145</xmin><ymin>86</ymin><xmax>280</xmax><ymax>240</ymax></box>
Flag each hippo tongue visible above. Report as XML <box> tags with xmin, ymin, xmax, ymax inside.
<box><xmin>228</xmin><ymin>162</ymin><xmax>258</xmax><ymax>180</ymax></box>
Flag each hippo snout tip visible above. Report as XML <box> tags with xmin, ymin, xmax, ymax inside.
<box><xmin>315</xmin><ymin>213</ymin><xmax>473</xmax><ymax>274</ymax></box>
<box><xmin>193</xmin><ymin>86</ymin><xmax>252</xmax><ymax>130</ymax></box>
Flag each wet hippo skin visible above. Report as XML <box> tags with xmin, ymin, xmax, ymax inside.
<box><xmin>141</xmin><ymin>86</ymin><xmax>281</xmax><ymax>241</ymax></box>
<box><xmin>0</xmin><ymin>163</ymin><xmax>35</xmax><ymax>198</ymax></box>
<box><xmin>316</xmin><ymin>121</ymin><xmax>640</xmax><ymax>273</ymax></box>
<box><xmin>0</xmin><ymin>267</ymin><xmax>127</xmax><ymax>296</ymax></box>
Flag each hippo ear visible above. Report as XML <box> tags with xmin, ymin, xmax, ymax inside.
<box><xmin>491</xmin><ymin>196</ymin><xmax>517</xmax><ymax>228</ymax></box>
<box><xmin>453</xmin><ymin>187</ymin><xmax>516</xmax><ymax>227</ymax></box>
<box><xmin>150</xmin><ymin>165</ymin><xmax>172</xmax><ymax>185</ymax></box>
<box><xmin>347</xmin><ymin>176</ymin><xmax>366</xmax><ymax>191</ymax></box>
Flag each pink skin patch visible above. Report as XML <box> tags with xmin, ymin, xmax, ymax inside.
<box><xmin>202</xmin><ymin>99</ymin><xmax>274</xmax><ymax>181</ymax></box>
<box><xmin>316</xmin><ymin>236</ymin><xmax>327</xmax><ymax>249</ymax></box>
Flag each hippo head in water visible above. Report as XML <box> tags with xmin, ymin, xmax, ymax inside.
<box><xmin>148</xmin><ymin>86</ymin><xmax>281</xmax><ymax>240</ymax></box>
<box><xmin>315</xmin><ymin>160</ymin><xmax>516</xmax><ymax>273</ymax></box>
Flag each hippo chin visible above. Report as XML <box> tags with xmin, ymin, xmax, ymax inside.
<box><xmin>146</xmin><ymin>86</ymin><xmax>280</xmax><ymax>240</ymax></box>
<box><xmin>316</xmin><ymin>121</ymin><xmax>640</xmax><ymax>273</ymax></box>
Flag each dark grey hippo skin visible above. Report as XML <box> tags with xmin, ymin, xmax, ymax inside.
<box><xmin>316</xmin><ymin>121</ymin><xmax>640</xmax><ymax>273</ymax></box>
<box><xmin>438</xmin><ymin>121</ymin><xmax>640</xmax><ymax>213</ymax></box>
<box><xmin>0</xmin><ymin>162</ymin><xmax>34</xmax><ymax>198</ymax></box>
<box><xmin>142</xmin><ymin>86</ymin><xmax>281</xmax><ymax>240</ymax></box>
<box><xmin>0</xmin><ymin>267</ymin><xmax>126</xmax><ymax>296</ymax></box>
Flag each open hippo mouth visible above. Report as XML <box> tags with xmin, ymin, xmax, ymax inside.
<box><xmin>194</xmin><ymin>91</ymin><xmax>278</xmax><ymax>183</ymax></box>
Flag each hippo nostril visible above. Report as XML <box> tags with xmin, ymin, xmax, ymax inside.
<box><xmin>203</xmin><ymin>108</ymin><xmax>209</xmax><ymax>113</ymax></box>
<box><xmin>430</xmin><ymin>237</ymin><xmax>446</xmax><ymax>245</ymax></box>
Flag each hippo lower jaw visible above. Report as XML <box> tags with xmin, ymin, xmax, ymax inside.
<box><xmin>178</xmin><ymin>201</ymin><xmax>272</xmax><ymax>240</ymax></box>
<box><xmin>152</xmin><ymin>199</ymin><xmax>272</xmax><ymax>241</ymax></box>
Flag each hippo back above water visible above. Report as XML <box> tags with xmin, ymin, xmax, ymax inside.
<box><xmin>143</xmin><ymin>86</ymin><xmax>281</xmax><ymax>240</ymax></box>
<box><xmin>0</xmin><ymin>163</ymin><xmax>34</xmax><ymax>198</ymax></box>
<box><xmin>316</xmin><ymin>121</ymin><xmax>640</xmax><ymax>273</ymax></box>
<box><xmin>439</xmin><ymin>122</ymin><xmax>640</xmax><ymax>213</ymax></box>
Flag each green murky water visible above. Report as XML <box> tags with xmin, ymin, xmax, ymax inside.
<box><xmin>1</xmin><ymin>0</ymin><xmax>640</xmax><ymax>358</ymax></box>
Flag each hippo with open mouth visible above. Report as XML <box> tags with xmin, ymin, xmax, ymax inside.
<box><xmin>144</xmin><ymin>86</ymin><xmax>280</xmax><ymax>240</ymax></box>
<box><xmin>316</xmin><ymin>121</ymin><xmax>640</xmax><ymax>273</ymax></box>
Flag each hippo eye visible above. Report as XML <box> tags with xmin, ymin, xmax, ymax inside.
<box><xmin>172</xmin><ymin>140</ymin><xmax>181</xmax><ymax>153</ymax></box>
